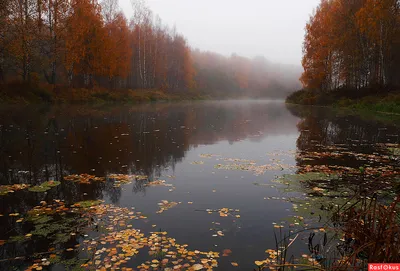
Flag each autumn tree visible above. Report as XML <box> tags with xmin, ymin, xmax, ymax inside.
<box><xmin>42</xmin><ymin>0</ymin><xmax>70</xmax><ymax>84</ymax></box>
<box><xmin>7</xmin><ymin>0</ymin><xmax>40</xmax><ymax>81</ymax></box>
<box><xmin>0</xmin><ymin>0</ymin><xmax>10</xmax><ymax>82</ymax></box>
<box><xmin>301</xmin><ymin>0</ymin><xmax>400</xmax><ymax>92</ymax></box>
<box><xmin>101</xmin><ymin>0</ymin><xmax>131</xmax><ymax>88</ymax></box>
<box><xmin>65</xmin><ymin>0</ymin><xmax>106</xmax><ymax>87</ymax></box>
<box><xmin>2</xmin><ymin>0</ymin><xmax>282</xmax><ymax>98</ymax></box>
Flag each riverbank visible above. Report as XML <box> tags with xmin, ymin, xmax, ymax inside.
<box><xmin>0</xmin><ymin>82</ymin><xmax>207</xmax><ymax>104</ymax></box>
<box><xmin>286</xmin><ymin>88</ymin><xmax>400</xmax><ymax>115</ymax></box>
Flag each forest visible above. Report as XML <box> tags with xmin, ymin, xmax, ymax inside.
<box><xmin>0</xmin><ymin>0</ymin><xmax>300</xmax><ymax>102</ymax></box>
<box><xmin>288</xmin><ymin>0</ymin><xmax>400</xmax><ymax>106</ymax></box>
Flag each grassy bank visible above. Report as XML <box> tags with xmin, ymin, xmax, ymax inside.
<box><xmin>286</xmin><ymin>88</ymin><xmax>400</xmax><ymax>115</ymax></box>
<box><xmin>0</xmin><ymin>81</ymin><xmax>207</xmax><ymax>104</ymax></box>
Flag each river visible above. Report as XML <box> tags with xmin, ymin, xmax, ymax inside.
<box><xmin>0</xmin><ymin>100</ymin><xmax>399</xmax><ymax>270</ymax></box>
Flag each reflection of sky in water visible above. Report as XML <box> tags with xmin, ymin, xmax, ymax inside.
<box><xmin>113</xmin><ymin>134</ymin><xmax>300</xmax><ymax>270</ymax></box>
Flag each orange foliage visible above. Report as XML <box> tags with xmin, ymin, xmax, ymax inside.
<box><xmin>103</xmin><ymin>12</ymin><xmax>131</xmax><ymax>82</ymax></box>
<box><xmin>65</xmin><ymin>0</ymin><xmax>106</xmax><ymax>86</ymax></box>
<box><xmin>301</xmin><ymin>0</ymin><xmax>400</xmax><ymax>92</ymax></box>
<box><xmin>2</xmin><ymin>0</ymin><xmax>195</xmax><ymax>92</ymax></box>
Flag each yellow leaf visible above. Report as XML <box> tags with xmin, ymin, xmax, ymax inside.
<box><xmin>192</xmin><ymin>263</ymin><xmax>203</xmax><ymax>270</ymax></box>
<box><xmin>231</xmin><ymin>262</ymin><xmax>239</xmax><ymax>267</ymax></box>
<box><xmin>255</xmin><ymin>261</ymin><xmax>264</xmax><ymax>266</ymax></box>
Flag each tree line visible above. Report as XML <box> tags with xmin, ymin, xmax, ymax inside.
<box><xmin>301</xmin><ymin>0</ymin><xmax>400</xmax><ymax>93</ymax></box>
<box><xmin>0</xmin><ymin>0</ymin><xmax>301</xmax><ymax>98</ymax></box>
<box><xmin>0</xmin><ymin>0</ymin><xmax>194</xmax><ymax>91</ymax></box>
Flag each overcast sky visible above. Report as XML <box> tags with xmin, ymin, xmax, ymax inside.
<box><xmin>119</xmin><ymin>0</ymin><xmax>320</xmax><ymax>66</ymax></box>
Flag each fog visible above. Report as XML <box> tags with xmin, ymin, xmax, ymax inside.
<box><xmin>119</xmin><ymin>0</ymin><xmax>321</xmax><ymax>66</ymax></box>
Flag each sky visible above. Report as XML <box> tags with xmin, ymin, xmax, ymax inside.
<box><xmin>119</xmin><ymin>0</ymin><xmax>321</xmax><ymax>66</ymax></box>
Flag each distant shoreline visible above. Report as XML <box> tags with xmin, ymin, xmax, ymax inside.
<box><xmin>286</xmin><ymin>88</ymin><xmax>400</xmax><ymax>115</ymax></box>
<box><xmin>0</xmin><ymin>83</ymin><xmax>206</xmax><ymax>104</ymax></box>
<box><xmin>0</xmin><ymin>83</ymin><xmax>289</xmax><ymax>105</ymax></box>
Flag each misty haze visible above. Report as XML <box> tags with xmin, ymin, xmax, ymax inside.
<box><xmin>0</xmin><ymin>0</ymin><xmax>400</xmax><ymax>270</ymax></box>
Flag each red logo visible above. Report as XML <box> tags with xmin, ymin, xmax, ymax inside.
<box><xmin>369</xmin><ymin>264</ymin><xmax>400</xmax><ymax>271</ymax></box>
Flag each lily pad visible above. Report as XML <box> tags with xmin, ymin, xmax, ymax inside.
<box><xmin>389</xmin><ymin>147</ymin><xmax>400</xmax><ymax>156</ymax></box>
<box><xmin>277</xmin><ymin>172</ymin><xmax>340</xmax><ymax>183</ymax></box>
<box><xmin>28</xmin><ymin>181</ymin><xmax>61</xmax><ymax>192</ymax></box>
<box><xmin>72</xmin><ymin>200</ymin><xmax>102</xmax><ymax>208</ymax></box>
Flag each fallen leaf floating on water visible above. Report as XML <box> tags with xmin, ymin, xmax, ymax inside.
<box><xmin>145</xmin><ymin>179</ymin><xmax>173</xmax><ymax>187</ymax></box>
<box><xmin>231</xmin><ymin>262</ymin><xmax>239</xmax><ymax>267</ymax></box>
<box><xmin>273</xmin><ymin>225</ymin><xmax>284</xmax><ymax>229</ymax></box>
<box><xmin>312</xmin><ymin>187</ymin><xmax>325</xmax><ymax>193</ymax></box>
<box><xmin>214</xmin><ymin>162</ymin><xmax>295</xmax><ymax>175</ymax></box>
<box><xmin>20</xmin><ymin>199</ymin><xmax>219</xmax><ymax>271</ymax></box>
<box><xmin>255</xmin><ymin>261</ymin><xmax>265</xmax><ymax>266</ymax></box>
<box><xmin>0</xmin><ymin>184</ymin><xmax>30</xmax><ymax>196</ymax></box>
<box><xmin>88</xmin><ymin>230</ymin><xmax>219</xmax><ymax>270</ymax></box>
<box><xmin>108</xmin><ymin>174</ymin><xmax>136</xmax><ymax>187</ymax></box>
<box><xmin>192</xmin><ymin>263</ymin><xmax>204</xmax><ymax>270</ymax></box>
<box><xmin>199</xmin><ymin>154</ymin><xmax>221</xmax><ymax>158</ymax></box>
<box><xmin>64</xmin><ymin>174</ymin><xmax>105</xmax><ymax>184</ymax></box>
<box><xmin>157</xmin><ymin>200</ymin><xmax>179</xmax><ymax>213</ymax></box>
<box><xmin>190</xmin><ymin>161</ymin><xmax>205</xmax><ymax>165</ymax></box>
<box><xmin>222</xmin><ymin>249</ymin><xmax>232</xmax><ymax>256</ymax></box>
<box><xmin>221</xmin><ymin>158</ymin><xmax>256</xmax><ymax>163</ymax></box>
<box><xmin>204</xmin><ymin>207</ymin><xmax>240</xmax><ymax>218</ymax></box>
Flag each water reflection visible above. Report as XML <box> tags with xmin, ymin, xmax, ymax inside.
<box><xmin>286</xmin><ymin>104</ymin><xmax>400</xmax><ymax>223</ymax></box>
<box><xmin>288</xmin><ymin>105</ymin><xmax>399</xmax><ymax>173</ymax></box>
<box><xmin>0</xmin><ymin>101</ymin><xmax>298</xmax><ymax>186</ymax></box>
<box><xmin>0</xmin><ymin>101</ymin><xmax>301</xmax><ymax>270</ymax></box>
<box><xmin>0</xmin><ymin>101</ymin><xmax>298</xmax><ymax>238</ymax></box>
<box><xmin>0</xmin><ymin>101</ymin><xmax>398</xmax><ymax>270</ymax></box>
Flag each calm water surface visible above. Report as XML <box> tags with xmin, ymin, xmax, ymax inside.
<box><xmin>0</xmin><ymin>100</ymin><xmax>399</xmax><ymax>270</ymax></box>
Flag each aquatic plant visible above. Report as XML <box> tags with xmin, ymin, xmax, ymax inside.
<box><xmin>28</xmin><ymin>181</ymin><xmax>60</xmax><ymax>192</ymax></box>
<box><xmin>337</xmin><ymin>195</ymin><xmax>400</xmax><ymax>265</ymax></box>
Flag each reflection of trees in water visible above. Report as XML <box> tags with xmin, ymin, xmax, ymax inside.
<box><xmin>1</xmin><ymin>102</ymin><xmax>298</xmax><ymax>184</ymax></box>
<box><xmin>287</xmin><ymin>105</ymin><xmax>400</xmax><ymax>154</ymax></box>
<box><xmin>287</xmin><ymin>104</ymin><xmax>400</xmax><ymax>192</ymax></box>
<box><xmin>132</xmin><ymin>179</ymin><xmax>149</xmax><ymax>195</ymax></box>
<box><xmin>0</xmin><ymin>102</ymin><xmax>298</xmax><ymax>219</ymax></box>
